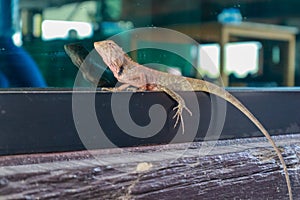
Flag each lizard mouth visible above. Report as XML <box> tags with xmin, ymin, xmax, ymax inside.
<box><xmin>93</xmin><ymin>41</ymin><xmax>106</xmax><ymax>59</ymax></box>
<box><xmin>93</xmin><ymin>41</ymin><xmax>114</xmax><ymax>68</ymax></box>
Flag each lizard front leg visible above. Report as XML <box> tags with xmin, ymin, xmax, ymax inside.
<box><xmin>103</xmin><ymin>73</ymin><xmax>150</xmax><ymax>92</ymax></box>
<box><xmin>101</xmin><ymin>83</ymin><xmax>132</xmax><ymax>92</ymax></box>
<box><xmin>103</xmin><ymin>71</ymin><xmax>148</xmax><ymax>92</ymax></box>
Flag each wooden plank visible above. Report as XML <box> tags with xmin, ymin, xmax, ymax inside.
<box><xmin>169</xmin><ymin>22</ymin><xmax>298</xmax><ymax>42</ymax></box>
<box><xmin>0</xmin><ymin>134</ymin><xmax>299</xmax><ymax>199</ymax></box>
<box><xmin>19</xmin><ymin>0</ymin><xmax>84</xmax><ymax>9</ymax></box>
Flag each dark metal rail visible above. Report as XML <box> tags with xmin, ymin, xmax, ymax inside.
<box><xmin>0</xmin><ymin>88</ymin><xmax>299</xmax><ymax>155</ymax></box>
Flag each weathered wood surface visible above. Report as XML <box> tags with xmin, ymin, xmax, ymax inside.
<box><xmin>0</xmin><ymin>134</ymin><xmax>299</xmax><ymax>200</ymax></box>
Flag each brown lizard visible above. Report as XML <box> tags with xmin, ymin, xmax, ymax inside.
<box><xmin>93</xmin><ymin>40</ymin><xmax>292</xmax><ymax>200</ymax></box>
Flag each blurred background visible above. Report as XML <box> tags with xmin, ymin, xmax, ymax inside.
<box><xmin>1</xmin><ymin>0</ymin><xmax>300</xmax><ymax>88</ymax></box>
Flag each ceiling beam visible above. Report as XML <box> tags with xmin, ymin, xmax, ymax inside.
<box><xmin>19</xmin><ymin>0</ymin><xmax>85</xmax><ymax>9</ymax></box>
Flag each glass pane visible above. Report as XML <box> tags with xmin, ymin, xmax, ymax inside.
<box><xmin>0</xmin><ymin>0</ymin><xmax>298</xmax><ymax>88</ymax></box>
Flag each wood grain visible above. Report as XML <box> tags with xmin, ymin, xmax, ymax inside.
<box><xmin>0</xmin><ymin>134</ymin><xmax>299</xmax><ymax>200</ymax></box>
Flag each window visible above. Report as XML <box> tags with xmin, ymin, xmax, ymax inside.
<box><xmin>4</xmin><ymin>0</ymin><xmax>295</xmax><ymax>88</ymax></box>
<box><xmin>199</xmin><ymin>42</ymin><xmax>262</xmax><ymax>79</ymax></box>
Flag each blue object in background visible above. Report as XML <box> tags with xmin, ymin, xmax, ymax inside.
<box><xmin>218</xmin><ymin>8</ymin><xmax>242</xmax><ymax>24</ymax></box>
<box><xmin>0</xmin><ymin>0</ymin><xmax>46</xmax><ymax>87</ymax></box>
<box><xmin>0</xmin><ymin>38</ymin><xmax>46</xmax><ymax>87</ymax></box>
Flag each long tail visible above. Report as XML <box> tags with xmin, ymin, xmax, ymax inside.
<box><xmin>195</xmin><ymin>80</ymin><xmax>292</xmax><ymax>200</ymax></box>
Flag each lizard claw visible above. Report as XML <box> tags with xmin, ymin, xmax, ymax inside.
<box><xmin>126</xmin><ymin>87</ymin><xmax>138</xmax><ymax>92</ymax></box>
<box><xmin>101</xmin><ymin>83</ymin><xmax>133</xmax><ymax>92</ymax></box>
<box><xmin>172</xmin><ymin>103</ymin><xmax>192</xmax><ymax>133</ymax></box>
<box><xmin>102</xmin><ymin>86</ymin><xmax>140</xmax><ymax>92</ymax></box>
<box><xmin>101</xmin><ymin>87</ymin><xmax>119</xmax><ymax>92</ymax></box>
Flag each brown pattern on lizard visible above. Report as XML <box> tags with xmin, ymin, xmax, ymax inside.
<box><xmin>94</xmin><ymin>40</ymin><xmax>292</xmax><ymax>200</ymax></box>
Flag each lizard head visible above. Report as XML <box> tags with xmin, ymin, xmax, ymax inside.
<box><xmin>94</xmin><ymin>40</ymin><xmax>126</xmax><ymax>77</ymax></box>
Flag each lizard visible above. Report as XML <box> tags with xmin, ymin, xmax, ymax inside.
<box><xmin>91</xmin><ymin>40</ymin><xmax>293</xmax><ymax>200</ymax></box>
<box><xmin>64</xmin><ymin>43</ymin><xmax>117</xmax><ymax>87</ymax></box>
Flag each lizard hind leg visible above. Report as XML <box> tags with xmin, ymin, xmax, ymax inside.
<box><xmin>156</xmin><ymin>85</ymin><xmax>192</xmax><ymax>133</ymax></box>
